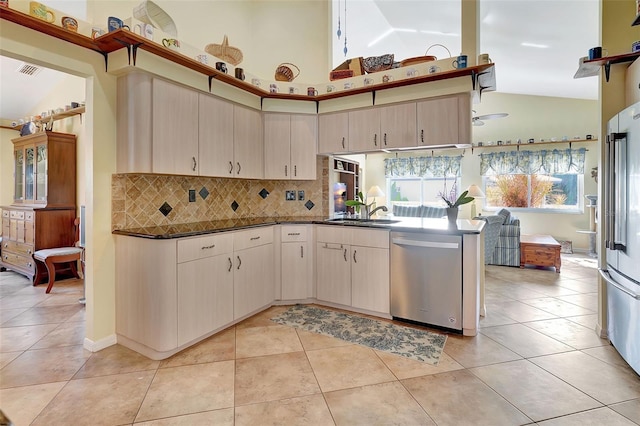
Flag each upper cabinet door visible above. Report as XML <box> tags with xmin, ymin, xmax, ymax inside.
<box><xmin>416</xmin><ymin>94</ymin><xmax>470</xmax><ymax>146</ymax></box>
<box><xmin>234</xmin><ymin>105</ymin><xmax>264</xmax><ymax>179</ymax></box>
<box><xmin>264</xmin><ymin>113</ymin><xmax>291</xmax><ymax>179</ymax></box>
<box><xmin>349</xmin><ymin>108</ymin><xmax>381</xmax><ymax>152</ymax></box>
<box><xmin>290</xmin><ymin>114</ymin><xmax>317</xmax><ymax>180</ymax></box>
<box><xmin>318</xmin><ymin>111</ymin><xmax>349</xmax><ymax>154</ymax></box>
<box><xmin>199</xmin><ymin>94</ymin><xmax>235</xmax><ymax>177</ymax></box>
<box><xmin>380</xmin><ymin>103</ymin><xmax>417</xmax><ymax>149</ymax></box>
<box><xmin>152</xmin><ymin>79</ymin><xmax>199</xmax><ymax>175</ymax></box>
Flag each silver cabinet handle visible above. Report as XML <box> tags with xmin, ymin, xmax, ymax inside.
<box><xmin>237</xmin><ymin>162</ymin><xmax>241</xmax><ymax>175</ymax></box>
<box><xmin>343</xmin><ymin>248</ymin><xmax>347</xmax><ymax>262</ymax></box>
<box><xmin>384</xmin><ymin>133</ymin><xmax>387</xmax><ymax>146</ymax></box>
<box><xmin>192</xmin><ymin>156</ymin><xmax>197</xmax><ymax>172</ymax></box>
<box><xmin>294</xmin><ymin>165</ymin><xmax>297</xmax><ymax>177</ymax></box>
<box><xmin>250</xmin><ymin>236</ymin><xmax>260</xmax><ymax>241</ymax></box>
<box><xmin>228</xmin><ymin>257</ymin><xmax>232</xmax><ymax>272</ymax></box>
<box><xmin>421</xmin><ymin>129</ymin><xmax>424</xmax><ymax>144</ymax></box>
<box><xmin>287</xmin><ymin>232</ymin><xmax>300</xmax><ymax>236</ymax></box>
<box><xmin>353</xmin><ymin>249</ymin><xmax>357</xmax><ymax>263</ymax></box>
<box><xmin>341</xmin><ymin>137</ymin><xmax>345</xmax><ymax>149</ymax></box>
<box><xmin>374</xmin><ymin>133</ymin><xmax>377</xmax><ymax>146</ymax></box>
<box><xmin>285</xmin><ymin>165</ymin><xmax>288</xmax><ymax>177</ymax></box>
<box><xmin>201</xmin><ymin>244</ymin><xmax>215</xmax><ymax>250</ymax></box>
<box><xmin>229</xmin><ymin>161</ymin><xmax>233</xmax><ymax>174</ymax></box>
<box><xmin>300</xmin><ymin>245</ymin><xmax>304</xmax><ymax>258</ymax></box>
<box><xmin>237</xmin><ymin>255</ymin><xmax>241</xmax><ymax>270</ymax></box>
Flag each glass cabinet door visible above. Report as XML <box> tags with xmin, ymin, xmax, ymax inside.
<box><xmin>25</xmin><ymin>146</ymin><xmax>34</xmax><ymax>201</ymax></box>
<box><xmin>35</xmin><ymin>144</ymin><xmax>47</xmax><ymax>202</ymax></box>
<box><xmin>14</xmin><ymin>148</ymin><xmax>24</xmax><ymax>201</ymax></box>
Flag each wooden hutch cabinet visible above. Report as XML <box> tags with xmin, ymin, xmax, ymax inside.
<box><xmin>1</xmin><ymin>131</ymin><xmax>77</xmax><ymax>282</ymax></box>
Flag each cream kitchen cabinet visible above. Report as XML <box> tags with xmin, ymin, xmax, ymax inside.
<box><xmin>198</xmin><ymin>94</ymin><xmax>235</xmax><ymax>177</ymax></box>
<box><xmin>264</xmin><ymin>113</ymin><xmax>317</xmax><ymax>180</ymax></box>
<box><xmin>416</xmin><ymin>93</ymin><xmax>471</xmax><ymax>146</ymax></box>
<box><xmin>348</xmin><ymin>103</ymin><xmax>417</xmax><ymax>152</ymax></box>
<box><xmin>318</xmin><ymin>111</ymin><xmax>349</xmax><ymax>154</ymax></box>
<box><xmin>233</xmin><ymin>105</ymin><xmax>264</xmax><ymax>179</ymax></box>
<box><xmin>316</xmin><ymin>226</ymin><xmax>390</xmax><ymax>315</ymax></box>
<box><xmin>280</xmin><ymin>225</ymin><xmax>313</xmax><ymax>300</ymax></box>
<box><xmin>233</xmin><ymin>227</ymin><xmax>275</xmax><ymax>319</ymax></box>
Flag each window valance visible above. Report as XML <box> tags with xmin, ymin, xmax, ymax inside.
<box><xmin>384</xmin><ymin>155</ymin><xmax>463</xmax><ymax>178</ymax></box>
<box><xmin>479</xmin><ymin>148</ymin><xmax>587</xmax><ymax>176</ymax></box>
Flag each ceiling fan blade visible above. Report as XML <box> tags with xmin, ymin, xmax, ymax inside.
<box><xmin>475</xmin><ymin>112</ymin><xmax>508</xmax><ymax>120</ymax></box>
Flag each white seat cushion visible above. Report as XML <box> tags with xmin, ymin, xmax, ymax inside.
<box><xmin>34</xmin><ymin>247</ymin><xmax>82</xmax><ymax>261</ymax></box>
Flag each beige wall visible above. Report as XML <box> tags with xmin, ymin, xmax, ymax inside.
<box><xmin>0</xmin><ymin>128</ymin><xmax>16</xmax><ymax>207</ymax></box>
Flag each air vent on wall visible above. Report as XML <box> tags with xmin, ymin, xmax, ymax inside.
<box><xmin>16</xmin><ymin>62</ymin><xmax>43</xmax><ymax>77</ymax></box>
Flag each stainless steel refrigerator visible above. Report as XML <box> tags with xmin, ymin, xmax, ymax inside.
<box><xmin>601</xmin><ymin>101</ymin><xmax>640</xmax><ymax>376</ymax></box>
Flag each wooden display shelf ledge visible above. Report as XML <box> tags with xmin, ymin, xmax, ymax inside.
<box><xmin>575</xmin><ymin>52</ymin><xmax>640</xmax><ymax>82</ymax></box>
<box><xmin>471</xmin><ymin>138</ymin><xmax>596</xmax><ymax>153</ymax></box>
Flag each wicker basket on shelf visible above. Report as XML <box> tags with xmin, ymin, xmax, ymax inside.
<box><xmin>204</xmin><ymin>35</ymin><xmax>243</xmax><ymax>66</ymax></box>
<box><xmin>274</xmin><ymin>63</ymin><xmax>300</xmax><ymax>82</ymax></box>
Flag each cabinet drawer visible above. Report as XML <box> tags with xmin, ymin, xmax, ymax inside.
<box><xmin>2</xmin><ymin>210</ymin><xmax>8</xmax><ymax>218</ymax></box>
<box><xmin>352</xmin><ymin>228</ymin><xmax>389</xmax><ymax>249</ymax></box>
<box><xmin>177</xmin><ymin>232</ymin><xmax>233</xmax><ymax>263</ymax></box>
<box><xmin>234</xmin><ymin>227</ymin><xmax>274</xmax><ymax>251</ymax></box>
<box><xmin>316</xmin><ymin>225</ymin><xmax>350</xmax><ymax>245</ymax></box>
<box><xmin>2</xmin><ymin>252</ymin><xmax>35</xmax><ymax>272</ymax></box>
<box><xmin>281</xmin><ymin>226</ymin><xmax>308</xmax><ymax>242</ymax></box>
<box><xmin>9</xmin><ymin>210</ymin><xmax>24</xmax><ymax>219</ymax></box>
<box><xmin>3</xmin><ymin>240</ymin><xmax>35</xmax><ymax>256</ymax></box>
<box><xmin>25</xmin><ymin>211</ymin><xmax>34</xmax><ymax>221</ymax></box>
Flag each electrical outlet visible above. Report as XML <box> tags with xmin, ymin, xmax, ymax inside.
<box><xmin>298</xmin><ymin>190</ymin><xmax>305</xmax><ymax>201</ymax></box>
<box><xmin>189</xmin><ymin>189</ymin><xmax>196</xmax><ymax>202</ymax></box>
<box><xmin>286</xmin><ymin>190</ymin><xmax>296</xmax><ymax>201</ymax></box>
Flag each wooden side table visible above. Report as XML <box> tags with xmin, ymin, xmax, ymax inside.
<box><xmin>520</xmin><ymin>234</ymin><xmax>561</xmax><ymax>273</ymax></box>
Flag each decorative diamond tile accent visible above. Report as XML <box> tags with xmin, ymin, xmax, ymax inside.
<box><xmin>259</xmin><ymin>188</ymin><xmax>269</xmax><ymax>199</ymax></box>
<box><xmin>305</xmin><ymin>200</ymin><xmax>315</xmax><ymax>210</ymax></box>
<box><xmin>231</xmin><ymin>200</ymin><xmax>239</xmax><ymax>211</ymax></box>
<box><xmin>199</xmin><ymin>187</ymin><xmax>210</xmax><ymax>200</ymax></box>
<box><xmin>159</xmin><ymin>202</ymin><xmax>173</xmax><ymax>217</ymax></box>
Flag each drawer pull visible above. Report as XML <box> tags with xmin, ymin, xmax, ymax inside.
<box><xmin>27</xmin><ymin>249</ymin><xmax>32</xmax><ymax>254</ymax></box>
<box><xmin>300</xmin><ymin>245</ymin><xmax>304</xmax><ymax>258</ymax></box>
<box><xmin>237</xmin><ymin>255</ymin><xmax>242</xmax><ymax>270</ymax></box>
<box><xmin>229</xmin><ymin>161</ymin><xmax>233</xmax><ymax>174</ymax></box>
<box><xmin>285</xmin><ymin>165</ymin><xmax>288</xmax><ymax>177</ymax></box>
<box><xmin>192</xmin><ymin>156</ymin><xmax>197</xmax><ymax>172</ymax></box>
<box><xmin>294</xmin><ymin>165</ymin><xmax>297</xmax><ymax>176</ymax></box>
<box><xmin>237</xmin><ymin>162</ymin><xmax>241</xmax><ymax>175</ymax></box>
<box><xmin>353</xmin><ymin>249</ymin><xmax>357</xmax><ymax>263</ymax></box>
<box><xmin>341</xmin><ymin>137</ymin><xmax>345</xmax><ymax>149</ymax></box>
<box><xmin>250</xmin><ymin>236</ymin><xmax>260</xmax><ymax>241</ymax></box>
<box><xmin>201</xmin><ymin>244</ymin><xmax>215</xmax><ymax>250</ymax></box>
<box><xmin>228</xmin><ymin>257</ymin><xmax>232</xmax><ymax>272</ymax></box>
<box><xmin>287</xmin><ymin>232</ymin><xmax>300</xmax><ymax>236</ymax></box>
<box><xmin>343</xmin><ymin>248</ymin><xmax>348</xmax><ymax>262</ymax></box>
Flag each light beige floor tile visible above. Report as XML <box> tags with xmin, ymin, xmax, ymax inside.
<box><xmin>160</xmin><ymin>326</ymin><xmax>235</xmax><ymax>368</ymax></box>
<box><xmin>295</xmin><ymin>328</ymin><xmax>352</xmax><ymax>351</ymax></box>
<box><xmin>403</xmin><ymin>370</ymin><xmax>532</xmax><ymax>425</ymax></box>
<box><xmin>235</xmin><ymin>305</ymin><xmax>290</xmax><ymax>329</ymax></box>
<box><xmin>480</xmin><ymin>324</ymin><xmax>574</xmax><ymax>358</ymax></box>
<box><xmin>522</xmin><ymin>297</ymin><xmax>595</xmax><ymax>316</ymax></box>
<box><xmin>484</xmin><ymin>289</ymin><xmax>516</xmax><ymax>303</ymax></box>
<box><xmin>235</xmin><ymin>351</ymin><xmax>320</xmax><ymax>406</ymax></box>
<box><xmin>325</xmin><ymin>381</ymin><xmax>435</xmax><ymax>426</ymax></box>
<box><xmin>74</xmin><ymin>344</ymin><xmax>160</xmax><ymax>378</ymax></box>
<box><xmin>235</xmin><ymin>324</ymin><xmax>302</xmax><ymax>358</ymax></box>
<box><xmin>0</xmin><ymin>351</ymin><xmax>21</xmax><ymax>369</ymax></box>
<box><xmin>556</xmin><ymin>279</ymin><xmax>599</xmax><ymax>294</ymax></box>
<box><xmin>135</xmin><ymin>408</ymin><xmax>234</xmax><ymax>426</ymax></box>
<box><xmin>376</xmin><ymin>350</ymin><xmax>464</xmax><ymax>380</ymax></box>
<box><xmin>32</xmin><ymin>371</ymin><xmax>155</xmax><ymax>426</ymax></box>
<box><xmin>536</xmin><ymin>407</ymin><xmax>638</xmax><ymax>425</ymax></box>
<box><xmin>0</xmin><ymin>294</ymin><xmax>50</xmax><ymax>310</ymax></box>
<box><xmin>524</xmin><ymin>318</ymin><xmax>608</xmax><ymax>349</ymax></box>
<box><xmin>531</xmin><ymin>351</ymin><xmax>640</xmax><ymax>405</ymax></box>
<box><xmin>443</xmin><ymin>333</ymin><xmax>522</xmax><ymax>368</ymax></box>
<box><xmin>486</xmin><ymin>284</ymin><xmax>547</xmax><ymax>301</ymax></box>
<box><xmin>520</xmin><ymin>283</ymin><xmax>579</xmax><ymax>297</ymax></box>
<box><xmin>470</xmin><ymin>359</ymin><xmax>602</xmax><ymax>421</ymax></box>
<box><xmin>487</xmin><ymin>300</ymin><xmax>558</xmax><ymax>322</ymax></box>
<box><xmin>556</xmin><ymin>293</ymin><xmax>599</xmax><ymax>310</ymax></box>
<box><xmin>35</xmin><ymin>292</ymin><xmax>84</xmax><ymax>306</ymax></box>
<box><xmin>136</xmin><ymin>361</ymin><xmax>235</xmax><ymax>422</ymax></box>
<box><xmin>305</xmin><ymin>344</ymin><xmax>396</xmax><ymax>393</ymax></box>
<box><xmin>565</xmin><ymin>314</ymin><xmax>598</xmax><ymax>329</ymax></box>
<box><xmin>0</xmin><ymin>307</ymin><xmax>28</xmax><ymax>324</ymax></box>
<box><xmin>0</xmin><ymin>345</ymin><xmax>92</xmax><ymax>388</ymax></box>
<box><xmin>235</xmin><ymin>394</ymin><xmax>334</xmax><ymax>426</ymax></box>
<box><xmin>581</xmin><ymin>345</ymin><xmax>638</xmax><ymax>371</ymax></box>
<box><xmin>479</xmin><ymin>308</ymin><xmax>518</xmax><ymax>328</ymax></box>
<box><xmin>65</xmin><ymin>308</ymin><xmax>86</xmax><ymax>323</ymax></box>
<box><xmin>2</xmin><ymin>304</ymin><xmax>85</xmax><ymax>327</ymax></box>
<box><xmin>0</xmin><ymin>323</ymin><xmax>58</xmax><ymax>352</ymax></box>
<box><xmin>609</xmin><ymin>399</ymin><xmax>640</xmax><ymax>424</ymax></box>
<box><xmin>0</xmin><ymin>381</ymin><xmax>66</xmax><ymax>426</ymax></box>
<box><xmin>31</xmin><ymin>321</ymin><xmax>85</xmax><ymax>349</ymax></box>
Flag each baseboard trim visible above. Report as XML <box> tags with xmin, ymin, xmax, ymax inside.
<box><xmin>84</xmin><ymin>334</ymin><xmax>117</xmax><ymax>352</ymax></box>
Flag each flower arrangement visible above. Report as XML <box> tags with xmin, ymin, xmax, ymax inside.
<box><xmin>439</xmin><ymin>180</ymin><xmax>474</xmax><ymax>208</ymax></box>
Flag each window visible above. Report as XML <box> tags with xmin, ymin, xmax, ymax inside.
<box><xmin>387</xmin><ymin>177</ymin><xmax>461</xmax><ymax>207</ymax></box>
<box><xmin>480</xmin><ymin>148</ymin><xmax>586</xmax><ymax>213</ymax></box>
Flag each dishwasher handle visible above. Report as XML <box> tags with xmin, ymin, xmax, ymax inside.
<box><xmin>392</xmin><ymin>238</ymin><xmax>459</xmax><ymax>249</ymax></box>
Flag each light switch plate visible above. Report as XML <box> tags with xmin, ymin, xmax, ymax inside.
<box><xmin>298</xmin><ymin>190</ymin><xmax>305</xmax><ymax>201</ymax></box>
<box><xmin>189</xmin><ymin>189</ymin><xmax>196</xmax><ymax>202</ymax></box>
<box><xmin>286</xmin><ymin>190</ymin><xmax>296</xmax><ymax>201</ymax></box>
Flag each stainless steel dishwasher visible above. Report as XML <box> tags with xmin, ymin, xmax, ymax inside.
<box><xmin>390</xmin><ymin>232</ymin><xmax>462</xmax><ymax>332</ymax></box>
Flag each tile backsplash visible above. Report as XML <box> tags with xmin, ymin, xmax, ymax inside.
<box><xmin>112</xmin><ymin>157</ymin><xmax>329</xmax><ymax>230</ymax></box>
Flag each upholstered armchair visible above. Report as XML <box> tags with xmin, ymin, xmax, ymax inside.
<box><xmin>392</xmin><ymin>204</ymin><xmax>447</xmax><ymax>218</ymax></box>
<box><xmin>487</xmin><ymin>208</ymin><xmax>521</xmax><ymax>267</ymax></box>
<box><xmin>474</xmin><ymin>215</ymin><xmax>504</xmax><ymax>264</ymax></box>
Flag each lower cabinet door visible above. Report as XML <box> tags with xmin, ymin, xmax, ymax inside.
<box><xmin>351</xmin><ymin>246</ymin><xmax>390</xmax><ymax>314</ymax></box>
<box><xmin>316</xmin><ymin>242</ymin><xmax>351</xmax><ymax>306</ymax></box>
<box><xmin>281</xmin><ymin>241</ymin><xmax>311</xmax><ymax>300</ymax></box>
<box><xmin>177</xmin><ymin>254</ymin><xmax>234</xmax><ymax>346</ymax></box>
<box><xmin>234</xmin><ymin>244</ymin><xmax>274</xmax><ymax>320</ymax></box>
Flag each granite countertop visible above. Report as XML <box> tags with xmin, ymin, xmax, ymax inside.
<box><xmin>112</xmin><ymin>216</ymin><xmax>484</xmax><ymax>239</ymax></box>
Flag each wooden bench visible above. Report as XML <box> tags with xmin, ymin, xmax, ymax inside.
<box><xmin>520</xmin><ymin>234</ymin><xmax>561</xmax><ymax>273</ymax></box>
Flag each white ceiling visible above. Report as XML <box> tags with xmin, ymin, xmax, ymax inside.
<box><xmin>0</xmin><ymin>0</ymin><xmax>599</xmax><ymax>121</ymax></box>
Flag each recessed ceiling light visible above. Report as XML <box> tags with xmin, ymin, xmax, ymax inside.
<box><xmin>521</xmin><ymin>42</ymin><xmax>549</xmax><ymax>48</ymax></box>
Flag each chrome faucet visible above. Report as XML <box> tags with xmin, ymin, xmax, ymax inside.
<box><xmin>362</xmin><ymin>205</ymin><xmax>388</xmax><ymax>219</ymax></box>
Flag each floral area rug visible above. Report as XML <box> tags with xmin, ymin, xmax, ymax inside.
<box><xmin>271</xmin><ymin>305</ymin><xmax>447</xmax><ymax>365</ymax></box>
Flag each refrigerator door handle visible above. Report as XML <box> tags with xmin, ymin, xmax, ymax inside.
<box><xmin>599</xmin><ymin>268</ymin><xmax>640</xmax><ymax>300</ymax></box>
<box><xmin>606</xmin><ymin>132</ymin><xmax>627</xmax><ymax>251</ymax></box>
